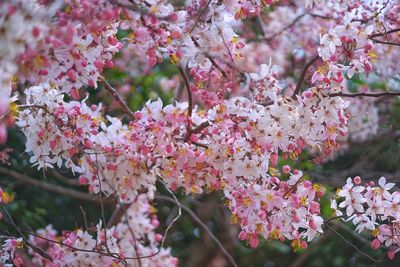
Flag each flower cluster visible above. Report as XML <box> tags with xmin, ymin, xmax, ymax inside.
<box><xmin>249</xmin><ymin>61</ymin><xmax>282</xmax><ymax>102</ymax></box>
<box><xmin>28</xmin><ymin>194</ymin><xmax>178</xmax><ymax>267</ymax></box>
<box><xmin>225</xmin><ymin>167</ymin><xmax>325</xmax><ymax>249</ymax></box>
<box><xmin>333</xmin><ymin>176</ymin><xmax>400</xmax><ymax>259</ymax></box>
<box><xmin>315</xmin><ymin>14</ymin><xmax>375</xmax><ymax>82</ymax></box>
<box><xmin>16</xmin><ymin>0</ymin><xmax>122</xmax><ymax>94</ymax></box>
<box><xmin>0</xmin><ymin>238</ymin><xmax>23</xmax><ymax>267</ymax></box>
<box><xmin>16</xmin><ymin>82</ymin><xmax>102</xmax><ymax>171</ymax></box>
<box><xmin>3</xmin><ymin>0</ymin><xmax>400</xmax><ymax>263</ymax></box>
<box><xmin>0</xmin><ymin>0</ymin><xmax>49</xmax><ymax>97</ymax></box>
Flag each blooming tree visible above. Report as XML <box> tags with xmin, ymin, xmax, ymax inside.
<box><xmin>0</xmin><ymin>0</ymin><xmax>400</xmax><ymax>266</ymax></box>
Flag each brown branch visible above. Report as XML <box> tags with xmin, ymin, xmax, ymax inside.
<box><xmin>293</xmin><ymin>55</ymin><xmax>319</xmax><ymax>96</ymax></box>
<box><xmin>253</xmin><ymin>13</ymin><xmax>333</xmax><ymax>42</ymax></box>
<box><xmin>189</xmin><ymin>0</ymin><xmax>213</xmax><ymax>33</ymax></box>
<box><xmin>329</xmin><ymin>91</ymin><xmax>400</xmax><ymax>98</ymax></box>
<box><xmin>49</xmin><ymin>170</ymin><xmax>81</xmax><ymax>186</ymax></box>
<box><xmin>205</xmin><ymin>53</ymin><xmax>229</xmax><ymax>78</ymax></box>
<box><xmin>123</xmin><ymin>178</ymin><xmax>182</xmax><ymax>261</ymax></box>
<box><xmin>155</xmin><ymin>195</ymin><xmax>239</xmax><ymax>267</ymax></box>
<box><xmin>106</xmin><ymin>203</ymin><xmax>131</xmax><ymax>228</ymax></box>
<box><xmin>191</xmin><ymin>38</ymin><xmax>229</xmax><ymax>78</ymax></box>
<box><xmin>2</xmin><ymin>207</ymin><xmax>54</xmax><ymax>263</ymax></box>
<box><xmin>191</xmin><ymin>121</ymin><xmax>211</xmax><ymax>134</ymax></box>
<box><xmin>191</xmin><ymin>141</ymin><xmax>209</xmax><ymax>149</ymax></box>
<box><xmin>100</xmin><ymin>77</ymin><xmax>136</xmax><ymax>120</ymax></box>
<box><xmin>177</xmin><ymin>66</ymin><xmax>193</xmax><ymax>117</ymax></box>
<box><xmin>352</xmin><ymin>0</ymin><xmax>389</xmax><ymax>24</ymax></box>
<box><xmin>264</xmin><ymin>14</ymin><xmax>307</xmax><ymax>41</ymax></box>
<box><xmin>369</xmin><ymin>27</ymin><xmax>400</xmax><ymax>38</ymax></box>
<box><xmin>0</xmin><ymin>166</ymin><xmax>114</xmax><ymax>205</ymax></box>
<box><xmin>325</xmin><ymin>223</ymin><xmax>380</xmax><ymax>262</ymax></box>
<box><xmin>371</xmin><ymin>39</ymin><xmax>400</xmax><ymax>46</ymax></box>
<box><xmin>174</xmin><ymin>83</ymin><xmax>185</xmax><ymax>103</ymax></box>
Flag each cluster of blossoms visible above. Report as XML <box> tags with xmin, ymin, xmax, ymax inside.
<box><xmin>0</xmin><ymin>186</ymin><xmax>20</xmax><ymax>267</ymax></box>
<box><xmin>315</xmin><ymin>13</ymin><xmax>375</xmax><ymax>83</ymax></box>
<box><xmin>0</xmin><ymin>0</ymin><xmax>122</xmax><ymax>111</ymax></box>
<box><xmin>17</xmin><ymin>81</ymin><xmax>350</xmax><ymax>196</ymax></box>
<box><xmin>332</xmin><ymin>176</ymin><xmax>400</xmax><ymax>259</ymax></box>
<box><xmin>0</xmin><ymin>0</ymin><xmax>49</xmax><ymax>144</ymax></box>
<box><xmin>226</xmin><ymin>167</ymin><xmax>325</xmax><ymax>249</ymax></box>
<box><xmin>0</xmin><ymin>0</ymin><xmax>49</xmax><ymax>99</ymax></box>
<box><xmin>27</xmin><ymin>194</ymin><xmax>178</xmax><ymax>267</ymax></box>
<box><xmin>319</xmin><ymin>93</ymin><xmax>380</xmax><ymax>162</ymax></box>
<box><xmin>1</xmin><ymin>0</ymin><xmax>400</xmax><ymax>264</ymax></box>
<box><xmin>16</xmin><ymin>82</ymin><xmax>102</xmax><ymax>171</ymax></box>
<box><xmin>0</xmin><ymin>238</ymin><xmax>23</xmax><ymax>267</ymax></box>
<box><xmin>207</xmin><ymin>89</ymin><xmax>349</xmax><ymax>168</ymax></box>
<box><xmin>119</xmin><ymin>0</ymin><xmax>249</xmax><ymax>74</ymax></box>
<box><xmin>15</xmin><ymin>0</ymin><xmax>122</xmax><ymax>94</ymax></box>
<box><xmin>249</xmin><ymin>61</ymin><xmax>282</xmax><ymax>102</ymax></box>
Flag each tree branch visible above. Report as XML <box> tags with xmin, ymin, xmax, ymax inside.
<box><xmin>189</xmin><ymin>0</ymin><xmax>213</xmax><ymax>33</ymax></box>
<box><xmin>0</xmin><ymin>166</ymin><xmax>114</xmax><ymax>205</ymax></box>
<box><xmin>155</xmin><ymin>195</ymin><xmax>239</xmax><ymax>267</ymax></box>
<box><xmin>100</xmin><ymin>77</ymin><xmax>136</xmax><ymax>120</ymax></box>
<box><xmin>371</xmin><ymin>39</ymin><xmax>400</xmax><ymax>47</ymax></box>
<box><xmin>177</xmin><ymin>66</ymin><xmax>193</xmax><ymax>117</ymax></box>
<box><xmin>325</xmin><ymin>223</ymin><xmax>380</xmax><ymax>262</ymax></box>
<box><xmin>369</xmin><ymin>27</ymin><xmax>400</xmax><ymax>38</ymax></box>
<box><xmin>329</xmin><ymin>91</ymin><xmax>400</xmax><ymax>98</ymax></box>
<box><xmin>293</xmin><ymin>55</ymin><xmax>319</xmax><ymax>96</ymax></box>
<box><xmin>190</xmin><ymin>121</ymin><xmax>211</xmax><ymax>134</ymax></box>
<box><xmin>191</xmin><ymin>38</ymin><xmax>229</xmax><ymax>78</ymax></box>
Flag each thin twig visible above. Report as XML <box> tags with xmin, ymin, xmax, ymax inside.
<box><xmin>155</xmin><ymin>195</ymin><xmax>239</xmax><ymax>267</ymax></box>
<box><xmin>371</xmin><ymin>39</ymin><xmax>400</xmax><ymax>46</ymax></box>
<box><xmin>191</xmin><ymin>38</ymin><xmax>228</xmax><ymax>78</ymax></box>
<box><xmin>329</xmin><ymin>91</ymin><xmax>400</xmax><ymax>98</ymax></box>
<box><xmin>190</xmin><ymin>121</ymin><xmax>211</xmax><ymax>134</ymax></box>
<box><xmin>2</xmin><ymin>207</ymin><xmax>54</xmax><ymax>263</ymax></box>
<box><xmin>369</xmin><ymin>27</ymin><xmax>400</xmax><ymax>38</ymax></box>
<box><xmin>264</xmin><ymin>14</ymin><xmax>307</xmax><ymax>41</ymax></box>
<box><xmin>100</xmin><ymin>76</ymin><xmax>136</xmax><ymax>120</ymax></box>
<box><xmin>106</xmin><ymin>203</ymin><xmax>130</xmax><ymax>228</ymax></box>
<box><xmin>352</xmin><ymin>0</ymin><xmax>389</xmax><ymax>24</ymax></box>
<box><xmin>293</xmin><ymin>55</ymin><xmax>319</xmax><ymax>96</ymax></box>
<box><xmin>325</xmin><ymin>223</ymin><xmax>380</xmax><ymax>262</ymax></box>
<box><xmin>189</xmin><ymin>0</ymin><xmax>213</xmax><ymax>33</ymax></box>
<box><xmin>0</xmin><ymin>166</ymin><xmax>113</xmax><ymax>204</ymax></box>
<box><xmin>177</xmin><ymin>66</ymin><xmax>193</xmax><ymax>117</ymax></box>
<box><xmin>80</xmin><ymin>206</ymin><xmax>89</xmax><ymax>230</ymax></box>
<box><xmin>123</xmin><ymin>178</ymin><xmax>182</xmax><ymax>261</ymax></box>
<box><xmin>121</xmin><ymin>202</ymin><xmax>142</xmax><ymax>267</ymax></box>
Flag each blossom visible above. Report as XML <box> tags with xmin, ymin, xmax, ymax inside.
<box><xmin>335</xmin><ymin>176</ymin><xmax>400</xmax><ymax>259</ymax></box>
<box><xmin>0</xmin><ymin>238</ymin><xmax>23</xmax><ymax>267</ymax></box>
<box><xmin>28</xmin><ymin>194</ymin><xmax>178</xmax><ymax>267</ymax></box>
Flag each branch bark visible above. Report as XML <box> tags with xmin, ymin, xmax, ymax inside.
<box><xmin>293</xmin><ymin>55</ymin><xmax>320</xmax><ymax>97</ymax></box>
<box><xmin>101</xmin><ymin>77</ymin><xmax>136</xmax><ymax>120</ymax></box>
<box><xmin>177</xmin><ymin>66</ymin><xmax>193</xmax><ymax>117</ymax></box>
<box><xmin>329</xmin><ymin>91</ymin><xmax>400</xmax><ymax>98</ymax></box>
<box><xmin>0</xmin><ymin>166</ymin><xmax>114</xmax><ymax>205</ymax></box>
<box><xmin>155</xmin><ymin>195</ymin><xmax>239</xmax><ymax>267</ymax></box>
